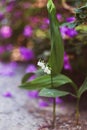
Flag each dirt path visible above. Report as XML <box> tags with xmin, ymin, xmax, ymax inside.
<box><xmin>0</xmin><ymin>64</ymin><xmax>43</xmax><ymax>130</ymax></box>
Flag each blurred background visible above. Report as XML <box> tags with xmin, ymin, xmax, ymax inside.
<box><xmin>0</xmin><ymin>0</ymin><xmax>87</xmax><ymax>87</ymax></box>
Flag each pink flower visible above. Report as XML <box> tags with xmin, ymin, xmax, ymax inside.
<box><xmin>26</xmin><ymin>64</ymin><xmax>37</xmax><ymax>73</ymax></box>
<box><xmin>23</xmin><ymin>25</ymin><xmax>33</xmax><ymax>37</ymax></box>
<box><xmin>20</xmin><ymin>47</ymin><xmax>34</xmax><ymax>61</ymax></box>
<box><xmin>60</xmin><ymin>26</ymin><xmax>77</xmax><ymax>38</ymax></box>
<box><xmin>38</xmin><ymin>99</ymin><xmax>49</xmax><ymax>107</ymax></box>
<box><xmin>43</xmin><ymin>18</ymin><xmax>50</xmax><ymax>24</ymax></box>
<box><xmin>0</xmin><ymin>46</ymin><xmax>5</xmax><ymax>54</ymax></box>
<box><xmin>27</xmin><ymin>90</ymin><xmax>38</xmax><ymax>98</ymax></box>
<box><xmin>64</xmin><ymin>52</ymin><xmax>72</xmax><ymax>70</ymax></box>
<box><xmin>57</xmin><ymin>14</ymin><xmax>63</xmax><ymax>22</ymax></box>
<box><xmin>0</xmin><ymin>25</ymin><xmax>12</xmax><ymax>38</ymax></box>
<box><xmin>6</xmin><ymin>1</ymin><xmax>15</xmax><ymax>12</ymax></box>
<box><xmin>0</xmin><ymin>13</ymin><xmax>4</xmax><ymax>21</ymax></box>
<box><xmin>49</xmin><ymin>97</ymin><xmax>63</xmax><ymax>104</ymax></box>
<box><xmin>66</xmin><ymin>17</ymin><xmax>76</xmax><ymax>23</ymax></box>
<box><xmin>3</xmin><ymin>91</ymin><xmax>12</xmax><ymax>98</ymax></box>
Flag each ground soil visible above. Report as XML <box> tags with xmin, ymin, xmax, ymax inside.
<box><xmin>27</xmin><ymin>102</ymin><xmax>87</xmax><ymax>130</ymax></box>
<box><xmin>33</xmin><ymin>109</ymin><xmax>87</xmax><ymax>130</ymax></box>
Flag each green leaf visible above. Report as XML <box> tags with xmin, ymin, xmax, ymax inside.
<box><xmin>39</xmin><ymin>88</ymin><xmax>69</xmax><ymax>97</ymax></box>
<box><xmin>21</xmin><ymin>69</ymin><xmax>45</xmax><ymax>84</ymax></box>
<box><xmin>22</xmin><ymin>73</ymin><xmax>34</xmax><ymax>84</ymax></box>
<box><xmin>78</xmin><ymin>77</ymin><xmax>87</xmax><ymax>98</ymax></box>
<box><xmin>47</xmin><ymin>0</ymin><xmax>64</xmax><ymax>75</ymax></box>
<box><xmin>19</xmin><ymin>74</ymin><xmax>77</xmax><ymax>91</ymax></box>
<box><xmin>20</xmin><ymin>75</ymin><xmax>51</xmax><ymax>90</ymax></box>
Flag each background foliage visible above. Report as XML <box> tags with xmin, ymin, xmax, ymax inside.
<box><xmin>0</xmin><ymin>0</ymin><xmax>87</xmax><ymax>86</ymax></box>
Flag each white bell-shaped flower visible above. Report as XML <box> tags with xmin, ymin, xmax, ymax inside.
<box><xmin>44</xmin><ymin>66</ymin><xmax>51</xmax><ymax>74</ymax></box>
<box><xmin>37</xmin><ymin>61</ymin><xmax>45</xmax><ymax>70</ymax></box>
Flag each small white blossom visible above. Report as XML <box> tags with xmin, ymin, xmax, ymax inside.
<box><xmin>37</xmin><ymin>60</ymin><xmax>51</xmax><ymax>75</ymax></box>
<box><xmin>41</xmin><ymin>64</ymin><xmax>46</xmax><ymax>70</ymax></box>
<box><xmin>44</xmin><ymin>66</ymin><xmax>51</xmax><ymax>74</ymax></box>
<box><xmin>37</xmin><ymin>61</ymin><xmax>45</xmax><ymax>69</ymax></box>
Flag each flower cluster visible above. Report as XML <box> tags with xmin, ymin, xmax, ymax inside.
<box><xmin>60</xmin><ymin>26</ymin><xmax>78</xmax><ymax>38</ymax></box>
<box><xmin>19</xmin><ymin>47</ymin><xmax>34</xmax><ymax>61</ymax></box>
<box><xmin>66</xmin><ymin>16</ymin><xmax>76</xmax><ymax>23</ymax></box>
<box><xmin>37</xmin><ymin>60</ymin><xmax>51</xmax><ymax>74</ymax></box>
<box><xmin>64</xmin><ymin>52</ymin><xmax>72</xmax><ymax>70</ymax></box>
<box><xmin>0</xmin><ymin>25</ymin><xmax>12</xmax><ymax>39</ymax></box>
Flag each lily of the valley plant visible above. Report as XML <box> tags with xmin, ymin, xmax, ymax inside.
<box><xmin>19</xmin><ymin>0</ymin><xmax>87</xmax><ymax>128</ymax></box>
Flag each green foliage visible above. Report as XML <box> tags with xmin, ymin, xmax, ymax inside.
<box><xmin>77</xmin><ymin>77</ymin><xmax>87</xmax><ymax>98</ymax></box>
<box><xmin>19</xmin><ymin>0</ymin><xmax>87</xmax><ymax>126</ymax></box>
<box><xmin>20</xmin><ymin>0</ymin><xmax>78</xmax><ymax>98</ymax></box>
<box><xmin>47</xmin><ymin>0</ymin><xmax>64</xmax><ymax>75</ymax></box>
<box><xmin>39</xmin><ymin>88</ymin><xmax>69</xmax><ymax>98</ymax></box>
<box><xmin>75</xmin><ymin>4</ymin><xmax>87</xmax><ymax>26</ymax></box>
<box><xmin>21</xmin><ymin>69</ymin><xmax>45</xmax><ymax>84</ymax></box>
<box><xmin>20</xmin><ymin>74</ymin><xmax>76</xmax><ymax>90</ymax></box>
<box><xmin>22</xmin><ymin>73</ymin><xmax>34</xmax><ymax>84</ymax></box>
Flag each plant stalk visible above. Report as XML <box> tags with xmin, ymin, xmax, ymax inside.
<box><xmin>51</xmin><ymin>70</ymin><xmax>56</xmax><ymax>128</ymax></box>
<box><xmin>75</xmin><ymin>98</ymin><xmax>80</xmax><ymax>125</ymax></box>
<box><xmin>52</xmin><ymin>97</ymin><xmax>56</xmax><ymax>128</ymax></box>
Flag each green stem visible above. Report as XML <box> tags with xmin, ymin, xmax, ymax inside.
<box><xmin>52</xmin><ymin>98</ymin><xmax>56</xmax><ymax>128</ymax></box>
<box><xmin>51</xmin><ymin>71</ymin><xmax>56</xmax><ymax>128</ymax></box>
<box><xmin>51</xmin><ymin>70</ymin><xmax>53</xmax><ymax>88</ymax></box>
<box><xmin>75</xmin><ymin>98</ymin><xmax>80</xmax><ymax>125</ymax></box>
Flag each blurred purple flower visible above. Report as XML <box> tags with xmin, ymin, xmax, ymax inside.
<box><xmin>25</xmin><ymin>64</ymin><xmax>37</xmax><ymax>81</ymax></box>
<box><xmin>3</xmin><ymin>91</ymin><xmax>12</xmax><ymax>98</ymax></box>
<box><xmin>60</xmin><ymin>26</ymin><xmax>68</xmax><ymax>38</ymax></box>
<box><xmin>0</xmin><ymin>13</ymin><xmax>4</xmax><ymax>21</ymax></box>
<box><xmin>26</xmin><ymin>64</ymin><xmax>37</xmax><ymax>73</ymax></box>
<box><xmin>64</xmin><ymin>52</ymin><xmax>72</xmax><ymax>70</ymax></box>
<box><xmin>0</xmin><ymin>62</ymin><xmax>17</xmax><ymax>76</ymax></box>
<box><xmin>66</xmin><ymin>17</ymin><xmax>76</xmax><ymax>23</ymax></box>
<box><xmin>0</xmin><ymin>44</ymin><xmax>13</xmax><ymax>54</ymax></box>
<box><xmin>6</xmin><ymin>1</ymin><xmax>15</xmax><ymax>12</ymax></box>
<box><xmin>5</xmin><ymin>44</ymin><xmax>13</xmax><ymax>51</ymax></box>
<box><xmin>9</xmin><ymin>62</ymin><xmax>17</xmax><ymax>68</ymax></box>
<box><xmin>23</xmin><ymin>25</ymin><xmax>33</xmax><ymax>37</ymax></box>
<box><xmin>57</xmin><ymin>14</ymin><xmax>63</xmax><ymax>22</ymax></box>
<box><xmin>56</xmin><ymin>97</ymin><xmax>63</xmax><ymax>104</ymax></box>
<box><xmin>40</xmin><ymin>18</ymin><xmax>49</xmax><ymax>29</ymax></box>
<box><xmin>66</xmin><ymin>28</ymin><xmax>78</xmax><ymax>37</ymax></box>
<box><xmin>49</xmin><ymin>97</ymin><xmax>63</xmax><ymax>104</ymax></box>
<box><xmin>0</xmin><ymin>25</ymin><xmax>12</xmax><ymax>38</ymax></box>
<box><xmin>1</xmin><ymin>0</ymin><xmax>5</xmax><ymax>4</ymax></box>
<box><xmin>60</xmin><ymin>26</ymin><xmax>77</xmax><ymax>38</ymax></box>
<box><xmin>0</xmin><ymin>46</ymin><xmax>5</xmax><ymax>54</ymax></box>
<box><xmin>43</xmin><ymin>18</ymin><xmax>50</xmax><ymax>24</ymax></box>
<box><xmin>38</xmin><ymin>99</ymin><xmax>49</xmax><ymax>107</ymax></box>
<box><xmin>30</xmin><ymin>17</ymin><xmax>40</xmax><ymax>24</ymax></box>
<box><xmin>27</xmin><ymin>90</ymin><xmax>38</xmax><ymax>98</ymax></box>
<box><xmin>20</xmin><ymin>47</ymin><xmax>34</xmax><ymax>61</ymax></box>
<box><xmin>40</xmin><ymin>24</ymin><xmax>48</xmax><ymax>30</ymax></box>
